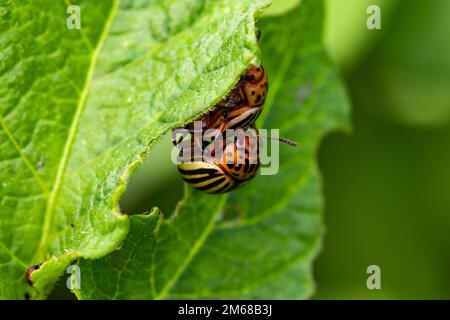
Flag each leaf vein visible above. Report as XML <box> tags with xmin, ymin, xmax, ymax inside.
<box><xmin>0</xmin><ymin>116</ymin><xmax>49</xmax><ymax>197</ymax></box>
<box><xmin>35</xmin><ymin>0</ymin><xmax>121</xmax><ymax>263</ymax></box>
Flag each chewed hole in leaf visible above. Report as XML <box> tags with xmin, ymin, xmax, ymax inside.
<box><xmin>47</xmin><ymin>276</ymin><xmax>77</xmax><ymax>300</ymax></box>
<box><xmin>120</xmin><ymin>135</ymin><xmax>183</xmax><ymax>217</ymax></box>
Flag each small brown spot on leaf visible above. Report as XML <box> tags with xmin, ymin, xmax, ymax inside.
<box><xmin>25</xmin><ymin>263</ymin><xmax>42</xmax><ymax>286</ymax></box>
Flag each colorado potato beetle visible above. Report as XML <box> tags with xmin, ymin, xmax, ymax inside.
<box><xmin>177</xmin><ymin>129</ymin><xmax>260</xmax><ymax>194</ymax></box>
<box><xmin>173</xmin><ymin>64</ymin><xmax>296</xmax><ymax>194</ymax></box>
<box><xmin>184</xmin><ymin>65</ymin><xmax>268</xmax><ymax>134</ymax></box>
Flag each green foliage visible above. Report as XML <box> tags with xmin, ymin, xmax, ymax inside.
<box><xmin>351</xmin><ymin>0</ymin><xmax>450</xmax><ymax>127</ymax></box>
<box><xmin>0</xmin><ymin>0</ymin><xmax>268</xmax><ymax>299</ymax></box>
<box><xmin>76</xmin><ymin>188</ymin><xmax>226</xmax><ymax>299</ymax></box>
<box><xmin>316</xmin><ymin>0</ymin><xmax>450</xmax><ymax>299</ymax></box>
<box><xmin>75</xmin><ymin>0</ymin><xmax>350</xmax><ymax>299</ymax></box>
<box><xmin>325</xmin><ymin>0</ymin><xmax>399</xmax><ymax>71</ymax></box>
<box><xmin>325</xmin><ymin>0</ymin><xmax>450</xmax><ymax>127</ymax></box>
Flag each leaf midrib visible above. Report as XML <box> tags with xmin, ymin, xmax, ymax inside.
<box><xmin>169</xmin><ymin>247</ymin><xmax>316</xmax><ymax>299</ymax></box>
<box><xmin>153</xmin><ymin>195</ymin><xmax>227</xmax><ymax>300</ymax></box>
<box><xmin>34</xmin><ymin>0</ymin><xmax>121</xmax><ymax>263</ymax></box>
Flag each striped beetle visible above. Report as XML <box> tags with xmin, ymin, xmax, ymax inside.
<box><xmin>183</xmin><ymin>65</ymin><xmax>268</xmax><ymax>135</ymax></box>
<box><xmin>173</xmin><ymin>64</ymin><xmax>295</xmax><ymax>194</ymax></box>
<box><xmin>176</xmin><ymin>127</ymin><xmax>260</xmax><ymax>194</ymax></box>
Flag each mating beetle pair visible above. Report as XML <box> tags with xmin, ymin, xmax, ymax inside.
<box><xmin>173</xmin><ymin>65</ymin><xmax>294</xmax><ymax>194</ymax></box>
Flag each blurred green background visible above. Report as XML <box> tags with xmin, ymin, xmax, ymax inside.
<box><xmin>120</xmin><ymin>0</ymin><xmax>450</xmax><ymax>299</ymax></box>
<box><xmin>316</xmin><ymin>0</ymin><xmax>450</xmax><ymax>299</ymax></box>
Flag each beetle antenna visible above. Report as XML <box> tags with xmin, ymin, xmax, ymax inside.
<box><xmin>273</xmin><ymin>136</ymin><xmax>298</xmax><ymax>147</ymax></box>
<box><xmin>258</xmin><ymin>133</ymin><xmax>298</xmax><ymax>147</ymax></box>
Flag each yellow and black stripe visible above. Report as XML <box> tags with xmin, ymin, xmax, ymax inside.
<box><xmin>178</xmin><ymin>162</ymin><xmax>236</xmax><ymax>194</ymax></box>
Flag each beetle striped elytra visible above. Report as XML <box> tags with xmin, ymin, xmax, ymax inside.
<box><xmin>177</xmin><ymin>128</ymin><xmax>260</xmax><ymax>194</ymax></box>
<box><xmin>172</xmin><ymin>64</ymin><xmax>296</xmax><ymax>194</ymax></box>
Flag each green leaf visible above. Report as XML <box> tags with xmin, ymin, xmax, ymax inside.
<box><xmin>0</xmin><ymin>0</ymin><xmax>268</xmax><ymax>299</ymax></box>
<box><xmin>75</xmin><ymin>188</ymin><xmax>226</xmax><ymax>299</ymax></box>
<box><xmin>76</xmin><ymin>0</ymin><xmax>350</xmax><ymax>300</ymax></box>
